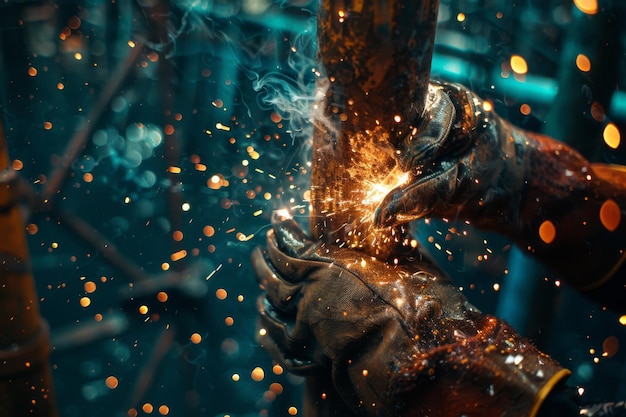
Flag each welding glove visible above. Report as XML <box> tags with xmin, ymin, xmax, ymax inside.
<box><xmin>252</xmin><ymin>213</ymin><xmax>570</xmax><ymax>417</ymax></box>
<box><xmin>374</xmin><ymin>81</ymin><xmax>626</xmax><ymax>301</ymax></box>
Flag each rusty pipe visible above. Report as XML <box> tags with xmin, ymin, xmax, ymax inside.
<box><xmin>0</xmin><ymin>120</ymin><xmax>57</xmax><ymax>416</ymax></box>
<box><xmin>310</xmin><ymin>0</ymin><xmax>439</xmax><ymax>257</ymax></box>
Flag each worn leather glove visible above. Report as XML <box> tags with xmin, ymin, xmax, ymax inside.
<box><xmin>374</xmin><ymin>81</ymin><xmax>626</xmax><ymax>298</ymax></box>
<box><xmin>253</xmin><ymin>212</ymin><xmax>570</xmax><ymax>417</ymax></box>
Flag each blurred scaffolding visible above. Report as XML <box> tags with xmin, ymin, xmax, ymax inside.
<box><xmin>0</xmin><ymin>0</ymin><xmax>625</xmax><ymax>416</ymax></box>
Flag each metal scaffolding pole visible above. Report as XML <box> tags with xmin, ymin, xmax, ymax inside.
<box><xmin>0</xmin><ymin>118</ymin><xmax>57</xmax><ymax>417</ymax></box>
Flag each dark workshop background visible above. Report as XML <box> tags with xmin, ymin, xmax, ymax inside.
<box><xmin>1</xmin><ymin>0</ymin><xmax>626</xmax><ymax>416</ymax></box>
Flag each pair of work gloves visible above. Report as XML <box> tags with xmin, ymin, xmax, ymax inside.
<box><xmin>252</xmin><ymin>81</ymin><xmax>626</xmax><ymax>417</ymax></box>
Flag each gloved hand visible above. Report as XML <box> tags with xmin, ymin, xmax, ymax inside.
<box><xmin>252</xmin><ymin>212</ymin><xmax>570</xmax><ymax>417</ymax></box>
<box><xmin>374</xmin><ymin>81</ymin><xmax>626</xmax><ymax>296</ymax></box>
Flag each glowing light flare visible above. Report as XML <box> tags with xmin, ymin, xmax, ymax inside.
<box><xmin>361</xmin><ymin>171</ymin><xmax>409</xmax><ymax>207</ymax></box>
<box><xmin>509</xmin><ymin>55</ymin><xmax>528</xmax><ymax>75</ymax></box>
<box><xmin>599</xmin><ymin>199</ymin><xmax>621</xmax><ymax>232</ymax></box>
<box><xmin>274</xmin><ymin>208</ymin><xmax>292</xmax><ymax>221</ymax></box>
<box><xmin>538</xmin><ymin>220</ymin><xmax>556</xmax><ymax>244</ymax></box>
<box><xmin>574</xmin><ymin>0</ymin><xmax>598</xmax><ymax>15</ymax></box>
<box><xmin>456</xmin><ymin>12</ymin><xmax>466</xmax><ymax>22</ymax></box>
<box><xmin>603</xmin><ymin>123</ymin><xmax>621</xmax><ymax>149</ymax></box>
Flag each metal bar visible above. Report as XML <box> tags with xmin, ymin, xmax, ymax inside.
<box><xmin>310</xmin><ymin>0</ymin><xmax>439</xmax><ymax>259</ymax></box>
<box><xmin>0</xmin><ymin>119</ymin><xmax>57</xmax><ymax>417</ymax></box>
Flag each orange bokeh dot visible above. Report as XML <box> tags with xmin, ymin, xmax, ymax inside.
<box><xmin>600</xmin><ymin>199</ymin><xmax>621</xmax><ymax>232</ymax></box>
<box><xmin>79</xmin><ymin>297</ymin><xmax>91</xmax><ymax>307</ymax></box>
<box><xmin>12</xmin><ymin>159</ymin><xmax>24</xmax><ymax>170</ymax></box>
<box><xmin>269</xmin><ymin>382</ymin><xmax>284</xmax><ymax>394</ymax></box>
<box><xmin>172</xmin><ymin>230</ymin><xmax>183</xmax><ymax>241</ymax></box>
<box><xmin>190</xmin><ymin>333</ymin><xmax>202</xmax><ymax>344</ymax></box>
<box><xmin>84</xmin><ymin>281</ymin><xmax>96</xmax><ymax>293</ymax></box>
<box><xmin>520</xmin><ymin>104</ymin><xmax>531</xmax><ymax>116</ymax></box>
<box><xmin>590</xmin><ymin>101</ymin><xmax>605</xmax><ymax>122</ymax></box>
<box><xmin>164</xmin><ymin>124</ymin><xmax>175</xmax><ymax>135</ymax></box>
<box><xmin>158</xmin><ymin>405</ymin><xmax>170</xmax><ymax>415</ymax></box>
<box><xmin>105</xmin><ymin>376</ymin><xmax>119</xmax><ymax>389</ymax></box>
<box><xmin>510</xmin><ymin>55</ymin><xmax>528</xmax><ymax>75</ymax></box>
<box><xmin>576</xmin><ymin>54</ymin><xmax>591</xmax><ymax>72</ymax></box>
<box><xmin>216</xmin><ymin>288</ymin><xmax>227</xmax><ymax>300</ymax></box>
<box><xmin>142</xmin><ymin>403</ymin><xmax>154</xmax><ymax>414</ymax></box>
<box><xmin>603</xmin><ymin>123</ymin><xmax>621</xmax><ymax>149</ymax></box>
<box><xmin>574</xmin><ymin>0</ymin><xmax>598</xmax><ymax>15</ymax></box>
<box><xmin>251</xmin><ymin>366</ymin><xmax>265</xmax><ymax>381</ymax></box>
<box><xmin>170</xmin><ymin>249</ymin><xmax>187</xmax><ymax>262</ymax></box>
<box><xmin>157</xmin><ymin>291</ymin><xmax>168</xmax><ymax>302</ymax></box>
<box><xmin>538</xmin><ymin>220</ymin><xmax>556</xmax><ymax>244</ymax></box>
<box><xmin>203</xmin><ymin>225</ymin><xmax>215</xmax><ymax>237</ymax></box>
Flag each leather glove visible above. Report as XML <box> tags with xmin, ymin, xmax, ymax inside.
<box><xmin>252</xmin><ymin>212</ymin><xmax>570</xmax><ymax>417</ymax></box>
<box><xmin>374</xmin><ymin>81</ymin><xmax>626</xmax><ymax>297</ymax></box>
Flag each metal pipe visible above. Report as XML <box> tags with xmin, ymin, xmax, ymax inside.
<box><xmin>0</xmin><ymin>119</ymin><xmax>57</xmax><ymax>417</ymax></box>
<box><xmin>310</xmin><ymin>0</ymin><xmax>439</xmax><ymax>259</ymax></box>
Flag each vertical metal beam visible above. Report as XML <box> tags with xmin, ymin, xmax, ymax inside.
<box><xmin>0</xmin><ymin>119</ymin><xmax>57</xmax><ymax>417</ymax></box>
<box><xmin>311</xmin><ymin>0</ymin><xmax>439</xmax><ymax>259</ymax></box>
<box><xmin>305</xmin><ymin>1</ymin><xmax>439</xmax><ymax>415</ymax></box>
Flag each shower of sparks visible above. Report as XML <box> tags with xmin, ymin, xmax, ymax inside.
<box><xmin>361</xmin><ymin>170</ymin><xmax>409</xmax><ymax>208</ymax></box>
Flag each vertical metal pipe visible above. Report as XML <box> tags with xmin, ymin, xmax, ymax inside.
<box><xmin>311</xmin><ymin>0</ymin><xmax>439</xmax><ymax>258</ymax></box>
<box><xmin>304</xmin><ymin>1</ymin><xmax>439</xmax><ymax>415</ymax></box>
<box><xmin>0</xmin><ymin>120</ymin><xmax>57</xmax><ymax>417</ymax></box>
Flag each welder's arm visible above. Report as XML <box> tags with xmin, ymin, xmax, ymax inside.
<box><xmin>252</xmin><ymin>214</ymin><xmax>570</xmax><ymax>417</ymax></box>
<box><xmin>374</xmin><ymin>81</ymin><xmax>626</xmax><ymax>307</ymax></box>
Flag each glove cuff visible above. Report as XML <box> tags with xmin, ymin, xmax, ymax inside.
<box><xmin>388</xmin><ymin>314</ymin><xmax>570</xmax><ymax>417</ymax></box>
